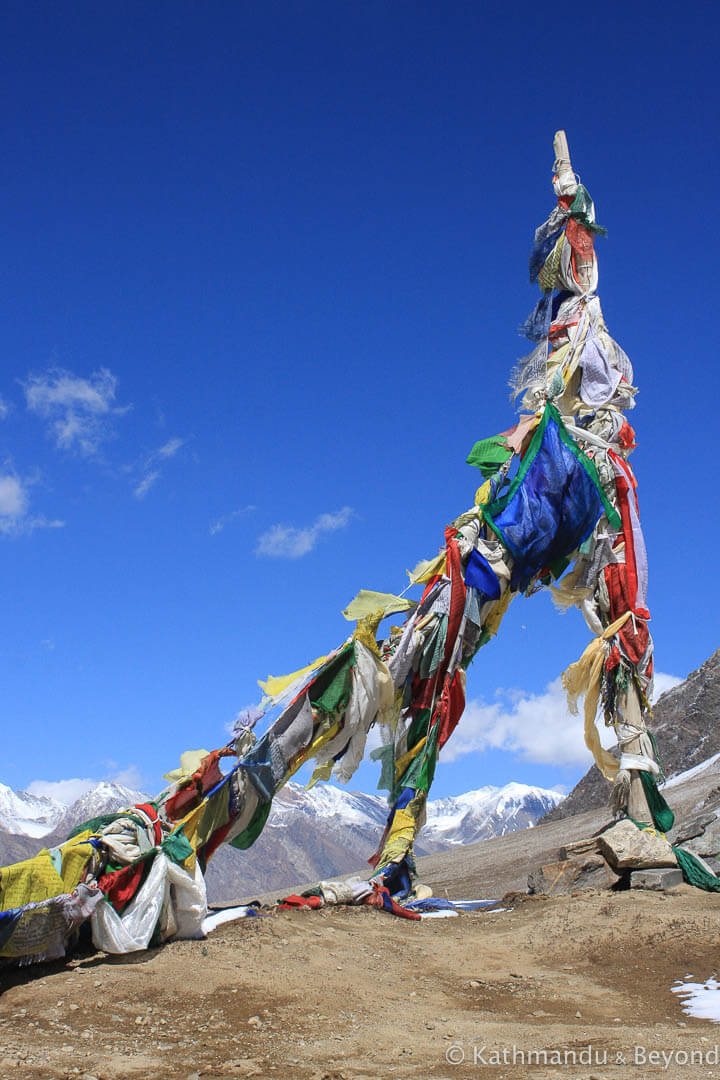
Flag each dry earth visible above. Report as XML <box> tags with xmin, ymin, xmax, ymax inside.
<box><xmin>2</xmin><ymin>765</ymin><xmax>720</xmax><ymax>1080</ymax></box>
<box><xmin>1</xmin><ymin>884</ymin><xmax>720</xmax><ymax>1080</ymax></box>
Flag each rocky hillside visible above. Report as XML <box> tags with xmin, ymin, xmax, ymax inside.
<box><xmin>205</xmin><ymin>781</ymin><xmax>564</xmax><ymax>901</ymax></box>
<box><xmin>541</xmin><ymin>648</ymin><xmax>720</xmax><ymax>823</ymax></box>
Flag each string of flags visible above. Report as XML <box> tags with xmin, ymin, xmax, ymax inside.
<box><xmin>3</xmin><ymin>132</ymin><xmax>716</xmax><ymax>968</ymax></box>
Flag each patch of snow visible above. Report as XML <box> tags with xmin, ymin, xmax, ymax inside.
<box><xmin>672</xmin><ymin>977</ymin><xmax>720</xmax><ymax>1023</ymax></box>
<box><xmin>664</xmin><ymin>752</ymin><xmax>720</xmax><ymax>789</ymax></box>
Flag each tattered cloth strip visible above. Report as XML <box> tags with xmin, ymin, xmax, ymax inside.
<box><xmin>278</xmin><ymin>877</ymin><xmax>419</xmax><ymax>919</ymax></box>
<box><xmin>0</xmin><ymin>849</ymin><xmax>67</xmax><ymax>911</ymax></box>
<box><xmin>562</xmin><ymin>611</ymin><xmax>632</xmax><ymax>780</ymax></box>
<box><xmin>362</xmin><ymin>883</ymin><xmax>421</xmax><ymax>920</ymax></box>
<box><xmin>568</xmin><ymin>184</ymin><xmax>607</xmax><ymax>235</ymax></box>
<box><xmin>674</xmin><ymin>848</ymin><xmax>720</xmax><ymax>893</ymax></box>
<box><xmin>403</xmin><ymin>897</ymin><xmax>498</xmax><ymax>916</ymax></box>
<box><xmin>578</xmin><ymin>330</ymin><xmax>623</xmax><ymax>408</ymax></box>
<box><xmin>0</xmin><ymin>833</ymin><xmax>95</xmax><ymax>913</ymax></box>
<box><xmin>406</xmin><ymin>551</ymin><xmax>446</xmax><ymax>585</ymax></box>
<box><xmin>342</xmin><ymin>590</ymin><xmax>416</xmax><ymax>622</ymax></box>
<box><xmin>519</xmin><ymin>291</ymin><xmax>553</xmax><ymax>343</ymax></box>
<box><xmin>466</xmin><ymin>415</ymin><xmax>539</xmax><ymax>475</ymax></box>
<box><xmin>0</xmin><ymin>884</ymin><xmax>104</xmax><ymax>963</ymax></box>
<box><xmin>91</xmin><ymin>853</ymin><xmax>206</xmax><ymax>954</ymax></box>
<box><xmin>465</xmin><ymin>433</ymin><xmax>514</xmax><ymax>477</ymax></box>
<box><xmin>529</xmin><ymin>205</ymin><xmax>569</xmax><ymax>283</ymax></box>
<box><xmin>309</xmin><ymin>640</ymin><xmax>394</xmax><ymax>786</ymax></box>
<box><xmin>257</xmin><ymin>654</ymin><xmax>330</xmax><ymax>700</ymax></box>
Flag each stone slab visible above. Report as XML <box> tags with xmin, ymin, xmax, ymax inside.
<box><xmin>630</xmin><ymin>868</ymin><xmax>684</xmax><ymax>891</ymax></box>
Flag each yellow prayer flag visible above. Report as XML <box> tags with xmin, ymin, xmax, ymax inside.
<box><xmin>162</xmin><ymin>749</ymin><xmax>211</xmax><ymax>784</ymax></box>
<box><xmin>342</xmin><ymin>590</ymin><xmax>415</xmax><ymax>622</ymax></box>
<box><xmin>406</xmin><ymin>552</ymin><xmax>446</xmax><ymax>586</ymax></box>
<box><xmin>258</xmin><ymin>655</ymin><xmax>329</xmax><ymax>699</ymax></box>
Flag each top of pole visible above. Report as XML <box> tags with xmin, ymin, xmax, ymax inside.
<box><xmin>552</xmin><ymin>129</ymin><xmax>578</xmax><ymax>197</ymax></box>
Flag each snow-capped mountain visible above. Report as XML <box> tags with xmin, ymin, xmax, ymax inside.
<box><xmin>0</xmin><ymin>784</ymin><xmax>67</xmax><ymax>839</ymax></box>
<box><xmin>0</xmin><ymin>781</ymin><xmax>148</xmax><ymax>840</ymax></box>
<box><xmin>57</xmin><ymin>782</ymin><xmax>150</xmax><ymax>834</ymax></box>
<box><xmin>420</xmin><ymin>782</ymin><xmax>565</xmax><ymax>853</ymax></box>
<box><xmin>0</xmin><ymin>776</ymin><xmax>564</xmax><ymax>902</ymax></box>
<box><xmin>270</xmin><ymin>782</ymin><xmax>388</xmax><ymax>832</ymax></box>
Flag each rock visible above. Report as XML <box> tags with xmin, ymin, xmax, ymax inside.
<box><xmin>559</xmin><ymin>836</ymin><xmax>601</xmax><ymax>860</ymax></box>
<box><xmin>227</xmin><ymin>1060</ymin><xmax>261</xmax><ymax>1076</ymax></box>
<box><xmin>630</xmin><ymin>868</ymin><xmax>685</xmax><ymax>891</ymax></box>
<box><xmin>702</xmin><ymin>786</ymin><xmax>720</xmax><ymax>811</ymax></box>
<box><xmin>574</xmin><ymin>856</ymin><xmax>626</xmax><ymax>891</ymax></box>
<box><xmin>598</xmin><ymin>819</ymin><xmax>677</xmax><ymax>870</ymax></box>
<box><xmin>672</xmin><ymin>812</ymin><xmax>716</xmax><ymax>845</ymax></box>
<box><xmin>684</xmin><ymin>817</ymin><xmax>720</xmax><ymax>858</ymax></box>
<box><xmin>528</xmin><ymin>859</ymin><xmax>579</xmax><ymax>895</ymax></box>
<box><xmin>528</xmin><ymin>853</ymin><xmax>623</xmax><ymax>895</ymax></box>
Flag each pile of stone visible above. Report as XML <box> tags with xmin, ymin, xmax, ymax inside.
<box><xmin>527</xmin><ymin>799</ymin><xmax>720</xmax><ymax>897</ymax></box>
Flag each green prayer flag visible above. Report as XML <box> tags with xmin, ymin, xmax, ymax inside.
<box><xmin>229</xmin><ymin>799</ymin><xmax>272</xmax><ymax>851</ymax></box>
<box><xmin>466</xmin><ymin>434</ymin><xmax>513</xmax><ymax>477</ymax></box>
<box><xmin>309</xmin><ymin>642</ymin><xmax>356</xmax><ymax>715</ymax></box>
<box><xmin>569</xmin><ymin>184</ymin><xmax>607</xmax><ymax>236</ymax></box>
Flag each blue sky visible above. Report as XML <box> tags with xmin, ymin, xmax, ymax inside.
<box><xmin>1</xmin><ymin>2</ymin><xmax>718</xmax><ymax>804</ymax></box>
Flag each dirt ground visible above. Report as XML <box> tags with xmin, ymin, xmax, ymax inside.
<box><xmin>1</xmin><ymin>884</ymin><xmax>719</xmax><ymax>1080</ymax></box>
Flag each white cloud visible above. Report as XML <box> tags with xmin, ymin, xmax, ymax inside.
<box><xmin>256</xmin><ymin>506</ymin><xmax>354</xmax><ymax>558</ymax></box>
<box><xmin>23</xmin><ymin>366</ymin><xmax>130</xmax><ymax>456</ymax></box>
<box><xmin>209</xmin><ymin>504</ymin><xmax>256</xmax><ymax>536</ymax></box>
<box><xmin>652</xmin><ymin>671</ymin><xmax>683</xmax><ymax>701</ymax></box>
<box><xmin>0</xmin><ymin>395</ymin><xmax>9</xmax><ymax>419</ymax></box>
<box><xmin>442</xmin><ymin>670</ymin><xmax>683</xmax><ymax>768</ymax></box>
<box><xmin>156</xmin><ymin>437</ymin><xmax>184</xmax><ymax>459</ymax></box>
<box><xmin>134</xmin><ymin>470</ymin><xmax>160</xmax><ymax>499</ymax></box>
<box><xmin>0</xmin><ymin>473</ymin><xmax>28</xmax><ymax>521</ymax></box>
<box><xmin>132</xmin><ymin>437</ymin><xmax>186</xmax><ymax>499</ymax></box>
<box><xmin>26</xmin><ymin>777</ymin><xmax>97</xmax><ymax>805</ymax></box>
<box><xmin>110</xmin><ymin>765</ymin><xmax>144</xmax><ymax>790</ymax></box>
<box><xmin>0</xmin><ymin>471</ymin><xmax>65</xmax><ymax>536</ymax></box>
<box><xmin>27</xmin><ymin>764</ymin><xmax>146</xmax><ymax>806</ymax></box>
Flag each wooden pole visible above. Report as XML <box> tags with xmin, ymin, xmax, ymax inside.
<box><xmin>552</xmin><ymin>130</ymin><xmax>594</xmax><ymax>292</ymax></box>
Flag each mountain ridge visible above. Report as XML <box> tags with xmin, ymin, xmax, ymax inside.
<box><xmin>0</xmin><ymin>777</ymin><xmax>563</xmax><ymax>902</ymax></box>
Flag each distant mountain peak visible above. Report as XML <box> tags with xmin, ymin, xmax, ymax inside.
<box><xmin>0</xmin><ymin>780</ymin><xmax>148</xmax><ymax>840</ymax></box>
